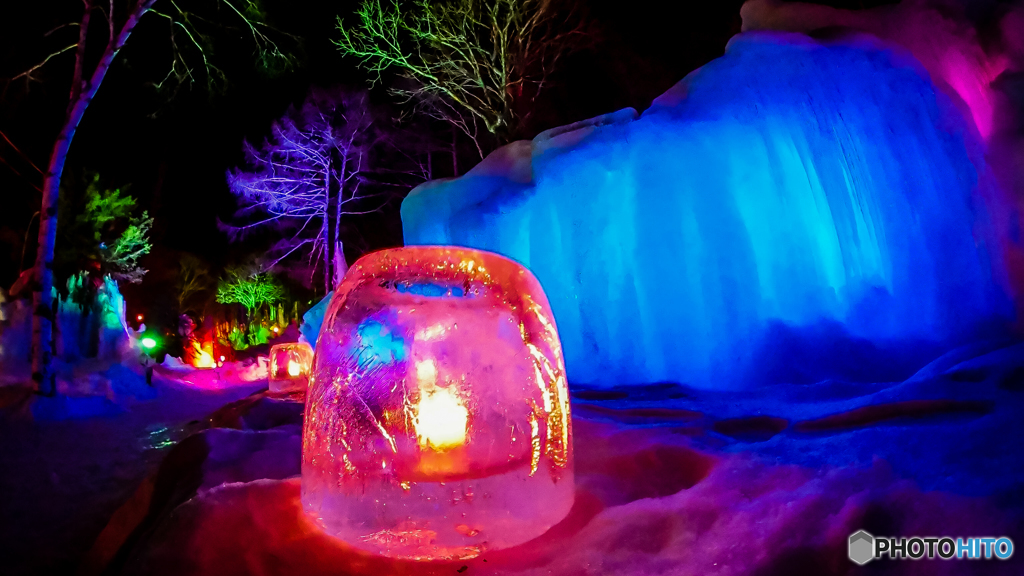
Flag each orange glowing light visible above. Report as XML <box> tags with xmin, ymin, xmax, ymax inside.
<box><xmin>269</xmin><ymin>342</ymin><xmax>314</xmax><ymax>393</ymax></box>
<box><xmin>413</xmin><ymin>359</ymin><xmax>467</xmax><ymax>452</ymax></box>
<box><xmin>190</xmin><ymin>341</ymin><xmax>215</xmax><ymax>368</ymax></box>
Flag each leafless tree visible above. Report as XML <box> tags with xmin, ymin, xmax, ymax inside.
<box><xmin>336</xmin><ymin>0</ymin><xmax>587</xmax><ymax>149</ymax></box>
<box><xmin>176</xmin><ymin>253</ymin><xmax>213</xmax><ymax>314</ymax></box>
<box><xmin>225</xmin><ymin>88</ymin><xmax>397</xmax><ymax>294</ymax></box>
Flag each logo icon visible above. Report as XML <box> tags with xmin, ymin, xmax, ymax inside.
<box><xmin>847</xmin><ymin>530</ymin><xmax>1014</xmax><ymax>562</ymax></box>
<box><xmin>849</xmin><ymin>530</ymin><xmax>874</xmax><ymax>565</ymax></box>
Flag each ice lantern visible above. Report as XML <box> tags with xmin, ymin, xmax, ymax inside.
<box><xmin>301</xmin><ymin>247</ymin><xmax>573</xmax><ymax>560</ymax></box>
<box><xmin>268</xmin><ymin>342</ymin><xmax>313</xmax><ymax>392</ymax></box>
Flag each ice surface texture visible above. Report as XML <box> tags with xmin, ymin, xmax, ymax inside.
<box><xmin>402</xmin><ymin>31</ymin><xmax>1015</xmax><ymax>389</ymax></box>
<box><xmin>301</xmin><ymin>247</ymin><xmax>573</xmax><ymax>560</ymax></box>
<box><xmin>268</xmin><ymin>342</ymin><xmax>313</xmax><ymax>393</ymax></box>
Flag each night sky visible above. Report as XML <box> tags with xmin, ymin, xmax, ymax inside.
<box><xmin>0</xmin><ymin>0</ymin><xmax>922</xmax><ymax>315</ymax></box>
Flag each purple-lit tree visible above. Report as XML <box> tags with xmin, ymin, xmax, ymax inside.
<box><xmin>226</xmin><ymin>89</ymin><xmax>394</xmax><ymax>294</ymax></box>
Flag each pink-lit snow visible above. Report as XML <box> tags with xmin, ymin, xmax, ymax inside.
<box><xmin>3</xmin><ymin>1</ymin><xmax>1024</xmax><ymax>574</ymax></box>
<box><xmin>35</xmin><ymin>338</ymin><xmax>1015</xmax><ymax>576</ymax></box>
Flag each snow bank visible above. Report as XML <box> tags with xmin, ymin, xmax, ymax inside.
<box><xmin>85</xmin><ymin>340</ymin><xmax>1022</xmax><ymax>575</ymax></box>
<box><xmin>403</xmin><ymin>31</ymin><xmax>1015</xmax><ymax>389</ymax></box>
<box><xmin>117</xmin><ymin>420</ymin><xmax>1022</xmax><ymax>576</ymax></box>
<box><xmin>0</xmin><ymin>295</ymin><xmax>32</xmax><ymax>383</ymax></box>
<box><xmin>158</xmin><ymin>359</ymin><xmax>268</xmax><ymax>391</ymax></box>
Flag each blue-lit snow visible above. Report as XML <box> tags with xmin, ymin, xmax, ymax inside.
<box><xmin>570</xmin><ymin>339</ymin><xmax>1024</xmax><ymax>501</ymax></box>
<box><xmin>402</xmin><ymin>32</ymin><xmax>1015</xmax><ymax>389</ymax></box>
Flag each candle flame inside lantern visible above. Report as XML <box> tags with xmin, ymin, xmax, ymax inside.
<box><xmin>413</xmin><ymin>359</ymin><xmax>467</xmax><ymax>451</ymax></box>
<box><xmin>194</xmin><ymin>348</ymin><xmax>215</xmax><ymax>369</ymax></box>
<box><xmin>188</xmin><ymin>340</ymin><xmax>216</xmax><ymax>369</ymax></box>
<box><xmin>287</xmin><ymin>359</ymin><xmax>301</xmax><ymax>377</ymax></box>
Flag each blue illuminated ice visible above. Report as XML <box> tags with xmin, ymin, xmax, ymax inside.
<box><xmin>299</xmin><ymin>292</ymin><xmax>332</xmax><ymax>350</ymax></box>
<box><xmin>402</xmin><ymin>32</ymin><xmax>1013</xmax><ymax>388</ymax></box>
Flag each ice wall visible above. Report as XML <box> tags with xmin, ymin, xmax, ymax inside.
<box><xmin>299</xmin><ymin>291</ymin><xmax>332</xmax><ymax>350</ymax></box>
<box><xmin>740</xmin><ymin>0</ymin><xmax>1008</xmax><ymax>141</ymax></box>
<box><xmin>56</xmin><ymin>275</ymin><xmax>130</xmax><ymax>361</ymax></box>
<box><xmin>402</xmin><ymin>32</ymin><xmax>1013</xmax><ymax>388</ymax></box>
<box><xmin>740</xmin><ymin>0</ymin><xmax>1024</xmax><ymax>316</ymax></box>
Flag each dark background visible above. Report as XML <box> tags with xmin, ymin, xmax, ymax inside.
<box><xmin>5</xmin><ymin>0</ymin><xmax>993</xmax><ymax>317</ymax></box>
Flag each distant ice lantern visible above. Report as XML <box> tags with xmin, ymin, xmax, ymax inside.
<box><xmin>268</xmin><ymin>342</ymin><xmax>313</xmax><ymax>393</ymax></box>
<box><xmin>301</xmin><ymin>246</ymin><xmax>574</xmax><ymax>560</ymax></box>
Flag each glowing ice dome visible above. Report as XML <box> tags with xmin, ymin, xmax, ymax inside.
<box><xmin>301</xmin><ymin>247</ymin><xmax>573</xmax><ymax>560</ymax></box>
<box><xmin>268</xmin><ymin>342</ymin><xmax>313</xmax><ymax>393</ymax></box>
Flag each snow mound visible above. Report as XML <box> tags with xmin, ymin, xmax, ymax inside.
<box><xmin>116</xmin><ymin>427</ymin><xmax>1021</xmax><ymax>576</ymax></box>
<box><xmin>95</xmin><ymin>341</ymin><xmax>1023</xmax><ymax>574</ymax></box>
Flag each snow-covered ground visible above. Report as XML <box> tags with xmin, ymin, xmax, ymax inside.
<box><xmin>0</xmin><ymin>357</ymin><xmax>266</xmax><ymax>575</ymax></box>
<box><xmin>15</xmin><ymin>338</ymin><xmax>1013</xmax><ymax>575</ymax></box>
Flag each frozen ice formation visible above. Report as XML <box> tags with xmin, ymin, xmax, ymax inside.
<box><xmin>60</xmin><ymin>274</ymin><xmax>130</xmax><ymax>361</ymax></box>
<box><xmin>3</xmin><ymin>273</ymin><xmax>132</xmax><ymax>367</ymax></box>
<box><xmin>299</xmin><ymin>292</ymin><xmax>331</xmax><ymax>350</ymax></box>
<box><xmin>301</xmin><ymin>247</ymin><xmax>573</xmax><ymax>560</ymax></box>
<box><xmin>268</xmin><ymin>342</ymin><xmax>313</xmax><ymax>393</ymax></box>
<box><xmin>402</xmin><ymin>31</ymin><xmax>1015</xmax><ymax>389</ymax></box>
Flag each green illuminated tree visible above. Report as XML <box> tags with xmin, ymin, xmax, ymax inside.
<box><xmin>78</xmin><ymin>175</ymin><xmax>135</xmax><ymax>239</ymax></box>
<box><xmin>216</xmin><ymin>267</ymin><xmax>285</xmax><ymax>323</ymax></box>
<box><xmin>56</xmin><ymin>173</ymin><xmax>153</xmax><ymax>292</ymax></box>
<box><xmin>336</xmin><ymin>0</ymin><xmax>585</xmax><ymax>147</ymax></box>
<box><xmin>101</xmin><ymin>211</ymin><xmax>153</xmax><ymax>285</ymax></box>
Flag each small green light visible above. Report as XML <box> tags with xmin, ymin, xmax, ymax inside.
<box><xmin>141</xmin><ymin>337</ymin><xmax>157</xmax><ymax>350</ymax></box>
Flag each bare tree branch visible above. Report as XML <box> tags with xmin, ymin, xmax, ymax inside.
<box><xmin>225</xmin><ymin>88</ymin><xmax>396</xmax><ymax>293</ymax></box>
<box><xmin>0</xmin><ymin>155</ymin><xmax>43</xmax><ymax>192</ymax></box>
<box><xmin>7</xmin><ymin>43</ymin><xmax>79</xmax><ymax>85</ymax></box>
<box><xmin>336</xmin><ymin>0</ymin><xmax>587</xmax><ymax>144</ymax></box>
<box><xmin>0</xmin><ymin>129</ymin><xmax>45</xmax><ymax>176</ymax></box>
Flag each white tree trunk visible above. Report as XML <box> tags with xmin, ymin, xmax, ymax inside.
<box><xmin>322</xmin><ymin>161</ymin><xmax>332</xmax><ymax>295</ymax></box>
<box><xmin>334</xmin><ymin>241</ymin><xmax>348</xmax><ymax>286</ymax></box>
<box><xmin>32</xmin><ymin>0</ymin><xmax>156</xmax><ymax>394</ymax></box>
<box><xmin>332</xmin><ymin>153</ymin><xmax>349</xmax><ymax>291</ymax></box>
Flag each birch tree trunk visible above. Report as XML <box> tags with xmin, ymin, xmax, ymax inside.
<box><xmin>322</xmin><ymin>161</ymin><xmax>332</xmax><ymax>295</ymax></box>
<box><xmin>333</xmin><ymin>241</ymin><xmax>347</xmax><ymax>287</ymax></box>
<box><xmin>332</xmin><ymin>152</ymin><xmax>348</xmax><ymax>290</ymax></box>
<box><xmin>32</xmin><ymin>0</ymin><xmax>156</xmax><ymax>394</ymax></box>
